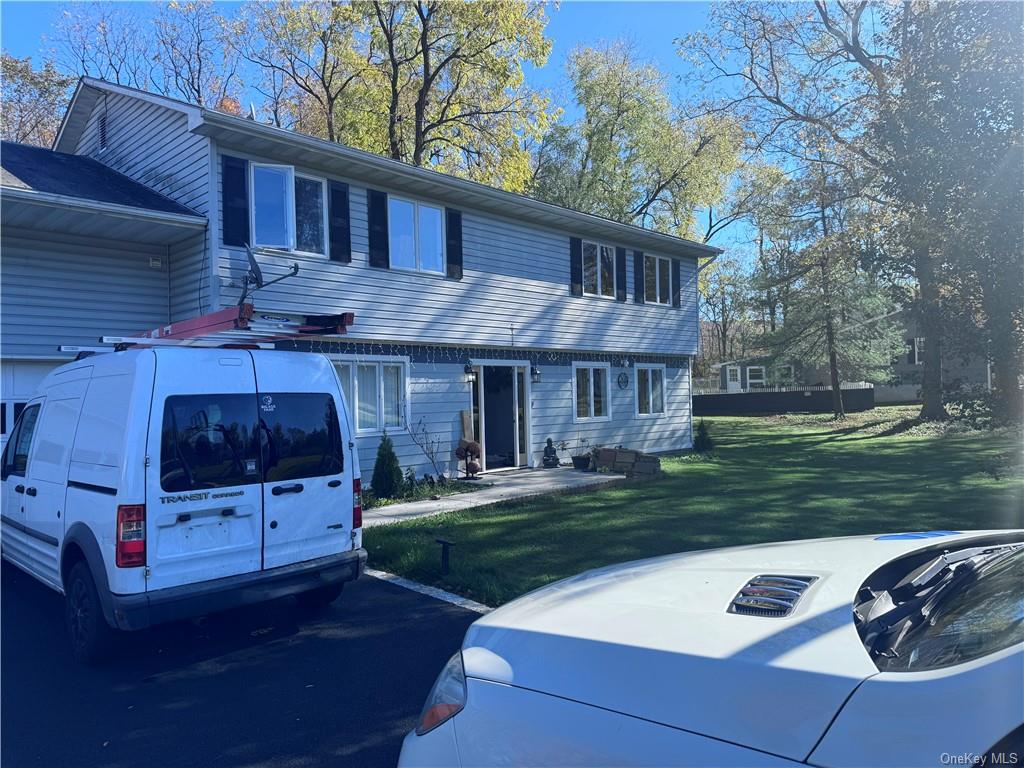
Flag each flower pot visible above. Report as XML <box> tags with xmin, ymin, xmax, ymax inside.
<box><xmin>571</xmin><ymin>455</ymin><xmax>591</xmax><ymax>470</ymax></box>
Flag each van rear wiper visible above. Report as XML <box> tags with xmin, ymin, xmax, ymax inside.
<box><xmin>856</xmin><ymin>543</ymin><xmax>1024</xmax><ymax>659</ymax></box>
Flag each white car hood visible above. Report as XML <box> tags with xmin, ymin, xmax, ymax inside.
<box><xmin>462</xmin><ymin>531</ymin><xmax>1007</xmax><ymax>762</ymax></box>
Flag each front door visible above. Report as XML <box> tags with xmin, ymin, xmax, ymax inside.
<box><xmin>252</xmin><ymin>351</ymin><xmax>351</xmax><ymax>570</ymax></box>
<box><xmin>725</xmin><ymin>366</ymin><xmax>741</xmax><ymax>392</ymax></box>
<box><xmin>146</xmin><ymin>351</ymin><xmax>263</xmax><ymax>591</ymax></box>
<box><xmin>477</xmin><ymin>365</ymin><xmax>529</xmax><ymax>471</ymax></box>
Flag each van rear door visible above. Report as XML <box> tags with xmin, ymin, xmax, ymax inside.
<box><xmin>146</xmin><ymin>350</ymin><xmax>263</xmax><ymax>590</ymax></box>
<box><xmin>251</xmin><ymin>352</ymin><xmax>352</xmax><ymax>570</ymax></box>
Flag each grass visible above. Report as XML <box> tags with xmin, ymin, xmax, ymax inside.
<box><xmin>365</xmin><ymin>406</ymin><xmax>1024</xmax><ymax>606</ymax></box>
<box><xmin>362</xmin><ymin>477</ymin><xmax>488</xmax><ymax>509</ymax></box>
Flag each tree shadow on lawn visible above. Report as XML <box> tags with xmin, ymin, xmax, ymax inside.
<box><xmin>369</xmin><ymin>418</ymin><xmax>1023</xmax><ymax>605</ymax></box>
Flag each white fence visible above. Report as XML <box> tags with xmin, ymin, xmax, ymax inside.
<box><xmin>692</xmin><ymin>382</ymin><xmax>875</xmax><ymax>396</ymax></box>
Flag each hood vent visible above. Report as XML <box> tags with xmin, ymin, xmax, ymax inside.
<box><xmin>729</xmin><ymin>575</ymin><xmax>818</xmax><ymax>617</ymax></box>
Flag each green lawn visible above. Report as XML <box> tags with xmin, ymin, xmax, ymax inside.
<box><xmin>366</xmin><ymin>407</ymin><xmax>1024</xmax><ymax>606</ymax></box>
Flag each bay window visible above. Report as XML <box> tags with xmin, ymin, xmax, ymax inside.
<box><xmin>334</xmin><ymin>360</ymin><xmax>406</xmax><ymax>433</ymax></box>
<box><xmin>574</xmin><ymin>363</ymin><xmax>611</xmax><ymax>421</ymax></box>
<box><xmin>250</xmin><ymin>163</ymin><xmax>328</xmax><ymax>255</ymax></box>
<box><xmin>388</xmin><ymin>196</ymin><xmax>445</xmax><ymax>273</ymax></box>
<box><xmin>636</xmin><ymin>364</ymin><xmax>666</xmax><ymax>416</ymax></box>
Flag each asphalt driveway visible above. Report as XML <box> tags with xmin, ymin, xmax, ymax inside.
<box><xmin>1</xmin><ymin>562</ymin><xmax>477</xmax><ymax>768</ymax></box>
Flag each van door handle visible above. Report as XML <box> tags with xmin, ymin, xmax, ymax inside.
<box><xmin>271</xmin><ymin>483</ymin><xmax>304</xmax><ymax>496</ymax></box>
<box><xmin>14</xmin><ymin>485</ymin><xmax>24</xmax><ymax>494</ymax></box>
<box><xmin>25</xmin><ymin>487</ymin><xmax>37</xmax><ymax>497</ymax></box>
<box><xmin>327</xmin><ymin>480</ymin><xmax>342</xmax><ymax>488</ymax></box>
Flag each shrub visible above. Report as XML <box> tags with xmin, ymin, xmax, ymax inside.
<box><xmin>372</xmin><ymin>431</ymin><xmax>404</xmax><ymax>499</ymax></box>
<box><xmin>693</xmin><ymin>419</ymin><xmax>714</xmax><ymax>453</ymax></box>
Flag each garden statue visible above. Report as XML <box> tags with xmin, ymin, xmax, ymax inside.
<box><xmin>542</xmin><ymin>437</ymin><xmax>560</xmax><ymax>468</ymax></box>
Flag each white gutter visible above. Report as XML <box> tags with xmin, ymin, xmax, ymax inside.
<box><xmin>1</xmin><ymin>186</ymin><xmax>208</xmax><ymax>229</ymax></box>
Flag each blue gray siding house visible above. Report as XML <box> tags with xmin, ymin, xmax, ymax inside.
<box><xmin>1</xmin><ymin>78</ymin><xmax>720</xmax><ymax>474</ymax></box>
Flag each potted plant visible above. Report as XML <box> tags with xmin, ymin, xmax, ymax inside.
<box><xmin>570</xmin><ymin>435</ymin><xmax>592</xmax><ymax>470</ymax></box>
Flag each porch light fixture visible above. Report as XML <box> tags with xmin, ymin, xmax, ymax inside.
<box><xmin>464</xmin><ymin>363</ymin><xmax>477</xmax><ymax>384</ymax></box>
<box><xmin>531</xmin><ymin>365</ymin><xmax>542</xmax><ymax>383</ymax></box>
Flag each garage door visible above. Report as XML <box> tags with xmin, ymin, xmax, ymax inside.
<box><xmin>1</xmin><ymin>360</ymin><xmax>61</xmax><ymax>448</ymax></box>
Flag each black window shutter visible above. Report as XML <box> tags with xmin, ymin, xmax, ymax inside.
<box><xmin>615</xmin><ymin>247</ymin><xmax>627</xmax><ymax>302</ymax></box>
<box><xmin>328</xmin><ymin>181</ymin><xmax>351</xmax><ymax>263</ymax></box>
<box><xmin>445</xmin><ymin>208</ymin><xmax>463</xmax><ymax>280</ymax></box>
<box><xmin>633</xmin><ymin>250</ymin><xmax>645</xmax><ymax>303</ymax></box>
<box><xmin>367</xmin><ymin>189</ymin><xmax>389</xmax><ymax>268</ymax></box>
<box><xmin>569</xmin><ymin>237</ymin><xmax>583</xmax><ymax>296</ymax></box>
<box><xmin>222</xmin><ymin>155</ymin><xmax>249</xmax><ymax>247</ymax></box>
<box><xmin>671</xmin><ymin>259</ymin><xmax>681</xmax><ymax>308</ymax></box>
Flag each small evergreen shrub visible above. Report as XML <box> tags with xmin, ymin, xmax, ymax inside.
<box><xmin>372</xmin><ymin>431</ymin><xmax>404</xmax><ymax>499</ymax></box>
<box><xmin>693</xmin><ymin>419</ymin><xmax>714</xmax><ymax>453</ymax></box>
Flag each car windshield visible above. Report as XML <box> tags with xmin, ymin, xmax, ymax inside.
<box><xmin>875</xmin><ymin>548</ymin><xmax>1024</xmax><ymax>672</ymax></box>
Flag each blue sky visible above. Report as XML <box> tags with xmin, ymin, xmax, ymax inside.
<box><xmin>1</xmin><ymin>1</ymin><xmax>748</xmax><ymax>250</ymax></box>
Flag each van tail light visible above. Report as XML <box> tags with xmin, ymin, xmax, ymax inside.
<box><xmin>116</xmin><ymin>504</ymin><xmax>146</xmax><ymax>568</ymax></box>
<box><xmin>352</xmin><ymin>478</ymin><xmax>362</xmax><ymax>529</ymax></box>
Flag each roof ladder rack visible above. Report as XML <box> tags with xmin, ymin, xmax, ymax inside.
<box><xmin>59</xmin><ymin>302</ymin><xmax>355</xmax><ymax>354</ymax></box>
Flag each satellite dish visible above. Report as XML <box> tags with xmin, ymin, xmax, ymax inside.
<box><xmin>245</xmin><ymin>243</ymin><xmax>265</xmax><ymax>288</ymax></box>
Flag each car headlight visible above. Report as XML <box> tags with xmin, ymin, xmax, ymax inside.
<box><xmin>415</xmin><ymin>651</ymin><xmax>467</xmax><ymax>736</ymax></box>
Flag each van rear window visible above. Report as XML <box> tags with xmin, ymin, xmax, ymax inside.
<box><xmin>259</xmin><ymin>393</ymin><xmax>344</xmax><ymax>482</ymax></box>
<box><xmin>160</xmin><ymin>395</ymin><xmax>261</xmax><ymax>493</ymax></box>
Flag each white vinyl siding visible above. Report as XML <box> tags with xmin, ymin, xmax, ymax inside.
<box><xmin>216</xmin><ymin>171</ymin><xmax>701</xmax><ymax>356</ymax></box>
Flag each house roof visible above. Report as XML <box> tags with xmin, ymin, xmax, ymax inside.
<box><xmin>55</xmin><ymin>78</ymin><xmax>723</xmax><ymax>262</ymax></box>
<box><xmin>1</xmin><ymin>140</ymin><xmax>201</xmax><ymax>218</ymax></box>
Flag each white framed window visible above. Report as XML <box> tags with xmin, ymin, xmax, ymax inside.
<box><xmin>582</xmin><ymin>241</ymin><xmax>616</xmax><ymax>298</ymax></box>
<box><xmin>388</xmin><ymin>196</ymin><xmax>445</xmax><ymax>274</ymax></box>
<box><xmin>909</xmin><ymin>337</ymin><xmax>925</xmax><ymax>365</ymax></box>
<box><xmin>746</xmin><ymin>366</ymin><xmax>766</xmax><ymax>387</ymax></box>
<box><xmin>644</xmin><ymin>254</ymin><xmax>672</xmax><ymax>305</ymax></box>
<box><xmin>333</xmin><ymin>359</ymin><xmax>407</xmax><ymax>434</ymax></box>
<box><xmin>573</xmin><ymin>362</ymin><xmax>611</xmax><ymax>422</ymax></box>
<box><xmin>249</xmin><ymin>163</ymin><xmax>329</xmax><ymax>255</ymax></box>
<box><xmin>636</xmin><ymin>364</ymin><xmax>666</xmax><ymax>417</ymax></box>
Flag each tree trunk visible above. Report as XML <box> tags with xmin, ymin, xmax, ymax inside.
<box><xmin>412</xmin><ymin>4</ymin><xmax>432</xmax><ymax>167</ymax></box>
<box><xmin>821</xmin><ymin>263</ymin><xmax>845</xmax><ymax>419</ymax></box>
<box><xmin>915</xmin><ymin>245</ymin><xmax>949</xmax><ymax>420</ymax></box>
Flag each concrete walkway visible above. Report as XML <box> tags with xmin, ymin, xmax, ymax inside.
<box><xmin>363</xmin><ymin>467</ymin><xmax>623</xmax><ymax>527</ymax></box>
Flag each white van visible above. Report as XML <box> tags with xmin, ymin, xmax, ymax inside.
<box><xmin>1</xmin><ymin>347</ymin><xmax>365</xmax><ymax>662</ymax></box>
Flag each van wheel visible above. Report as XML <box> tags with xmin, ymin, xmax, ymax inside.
<box><xmin>295</xmin><ymin>583</ymin><xmax>343</xmax><ymax>614</ymax></box>
<box><xmin>65</xmin><ymin>561</ymin><xmax>116</xmax><ymax>663</ymax></box>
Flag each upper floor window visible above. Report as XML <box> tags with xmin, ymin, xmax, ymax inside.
<box><xmin>334</xmin><ymin>360</ymin><xmax>406</xmax><ymax>434</ymax></box>
<box><xmin>908</xmin><ymin>337</ymin><xmax>925</xmax><ymax>365</ymax></box>
<box><xmin>573</xmin><ymin>363</ymin><xmax>611</xmax><ymax>422</ymax></box>
<box><xmin>636</xmin><ymin>364</ymin><xmax>666</xmax><ymax>416</ymax></box>
<box><xmin>645</xmin><ymin>254</ymin><xmax>671</xmax><ymax>304</ymax></box>
<box><xmin>388</xmin><ymin>196</ymin><xmax>445</xmax><ymax>273</ymax></box>
<box><xmin>251</xmin><ymin>164</ymin><xmax>327</xmax><ymax>255</ymax></box>
<box><xmin>583</xmin><ymin>241</ymin><xmax>616</xmax><ymax>298</ymax></box>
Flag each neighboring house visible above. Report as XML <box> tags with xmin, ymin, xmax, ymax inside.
<box><xmin>0</xmin><ymin>77</ymin><xmax>719</xmax><ymax>475</ymax></box>
<box><xmin>877</xmin><ymin>314</ymin><xmax>991</xmax><ymax>404</ymax></box>
<box><xmin>710</xmin><ymin>358</ymin><xmax>800</xmax><ymax>392</ymax></box>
